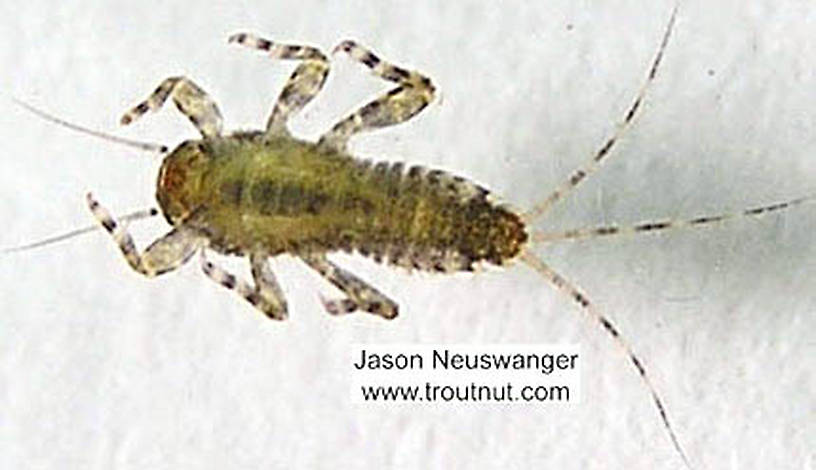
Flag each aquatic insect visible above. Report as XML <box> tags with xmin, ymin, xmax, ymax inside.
<box><xmin>7</xmin><ymin>4</ymin><xmax>813</xmax><ymax>469</ymax></box>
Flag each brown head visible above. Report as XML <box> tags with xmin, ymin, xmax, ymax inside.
<box><xmin>156</xmin><ymin>140</ymin><xmax>213</xmax><ymax>226</ymax></box>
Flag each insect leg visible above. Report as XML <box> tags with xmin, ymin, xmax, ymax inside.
<box><xmin>199</xmin><ymin>252</ymin><xmax>288</xmax><ymax>320</ymax></box>
<box><xmin>120</xmin><ymin>77</ymin><xmax>223</xmax><ymax>138</ymax></box>
<box><xmin>317</xmin><ymin>40</ymin><xmax>436</xmax><ymax>152</ymax></box>
<box><xmin>300</xmin><ymin>253</ymin><xmax>398</xmax><ymax>319</ymax></box>
<box><xmin>520</xmin><ymin>250</ymin><xmax>691</xmax><ymax>468</ymax></box>
<box><xmin>523</xmin><ymin>4</ymin><xmax>678</xmax><ymax>222</ymax></box>
<box><xmin>228</xmin><ymin>33</ymin><xmax>330</xmax><ymax>136</ymax></box>
<box><xmin>86</xmin><ymin>193</ymin><xmax>200</xmax><ymax>276</ymax></box>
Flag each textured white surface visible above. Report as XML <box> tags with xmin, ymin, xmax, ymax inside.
<box><xmin>1</xmin><ymin>1</ymin><xmax>814</xmax><ymax>469</ymax></box>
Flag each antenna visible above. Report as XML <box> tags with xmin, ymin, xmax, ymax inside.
<box><xmin>14</xmin><ymin>98</ymin><xmax>169</xmax><ymax>154</ymax></box>
<box><xmin>2</xmin><ymin>208</ymin><xmax>159</xmax><ymax>254</ymax></box>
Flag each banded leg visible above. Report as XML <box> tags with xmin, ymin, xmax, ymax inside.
<box><xmin>229</xmin><ymin>33</ymin><xmax>330</xmax><ymax>136</ymax></box>
<box><xmin>200</xmin><ymin>251</ymin><xmax>288</xmax><ymax>320</ymax></box>
<box><xmin>86</xmin><ymin>193</ymin><xmax>200</xmax><ymax>276</ymax></box>
<box><xmin>520</xmin><ymin>251</ymin><xmax>691</xmax><ymax>468</ymax></box>
<box><xmin>120</xmin><ymin>76</ymin><xmax>223</xmax><ymax>138</ymax></box>
<box><xmin>300</xmin><ymin>253</ymin><xmax>398</xmax><ymax>319</ymax></box>
<box><xmin>318</xmin><ymin>40</ymin><xmax>436</xmax><ymax>152</ymax></box>
<box><xmin>523</xmin><ymin>5</ymin><xmax>678</xmax><ymax>222</ymax></box>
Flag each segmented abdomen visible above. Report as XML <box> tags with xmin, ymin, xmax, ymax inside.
<box><xmin>193</xmin><ymin>139</ymin><xmax>527</xmax><ymax>272</ymax></box>
<box><xmin>340</xmin><ymin>160</ymin><xmax>528</xmax><ymax>271</ymax></box>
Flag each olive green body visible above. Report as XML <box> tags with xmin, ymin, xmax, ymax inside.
<box><xmin>156</xmin><ymin>131</ymin><xmax>527</xmax><ymax>271</ymax></box>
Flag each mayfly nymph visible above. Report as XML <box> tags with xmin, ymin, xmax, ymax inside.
<box><xmin>12</xmin><ymin>6</ymin><xmax>813</xmax><ymax>468</ymax></box>
<box><xmin>93</xmin><ymin>36</ymin><xmax>527</xmax><ymax>322</ymax></box>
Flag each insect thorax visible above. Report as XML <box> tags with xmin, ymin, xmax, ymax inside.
<box><xmin>156</xmin><ymin>132</ymin><xmax>528</xmax><ymax>272</ymax></box>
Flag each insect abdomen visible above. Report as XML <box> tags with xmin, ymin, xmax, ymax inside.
<box><xmin>161</xmin><ymin>134</ymin><xmax>527</xmax><ymax>271</ymax></box>
<box><xmin>357</xmin><ymin>160</ymin><xmax>529</xmax><ymax>271</ymax></box>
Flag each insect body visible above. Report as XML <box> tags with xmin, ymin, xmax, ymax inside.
<box><xmin>152</xmin><ymin>131</ymin><xmax>527</xmax><ymax>319</ymax></box>
<box><xmin>94</xmin><ymin>36</ymin><xmax>526</xmax><ymax>323</ymax></box>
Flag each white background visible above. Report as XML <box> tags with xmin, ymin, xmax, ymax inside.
<box><xmin>1</xmin><ymin>1</ymin><xmax>814</xmax><ymax>469</ymax></box>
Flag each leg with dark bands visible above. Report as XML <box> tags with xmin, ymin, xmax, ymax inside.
<box><xmin>120</xmin><ymin>76</ymin><xmax>223</xmax><ymax>138</ymax></box>
<box><xmin>87</xmin><ymin>193</ymin><xmax>200</xmax><ymax>276</ymax></box>
<box><xmin>229</xmin><ymin>33</ymin><xmax>330</xmax><ymax>135</ymax></box>
<box><xmin>200</xmin><ymin>251</ymin><xmax>288</xmax><ymax>320</ymax></box>
<box><xmin>318</xmin><ymin>40</ymin><xmax>435</xmax><ymax>152</ymax></box>
<box><xmin>300</xmin><ymin>252</ymin><xmax>398</xmax><ymax>319</ymax></box>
